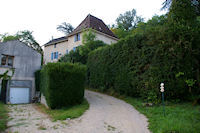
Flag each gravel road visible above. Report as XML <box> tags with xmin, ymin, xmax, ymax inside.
<box><xmin>6</xmin><ymin>90</ymin><xmax>150</xmax><ymax>133</ymax></box>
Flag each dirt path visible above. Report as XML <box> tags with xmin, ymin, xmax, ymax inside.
<box><xmin>7</xmin><ymin>90</ymin><xmax>150</xmax><ymax>133</ymax></box>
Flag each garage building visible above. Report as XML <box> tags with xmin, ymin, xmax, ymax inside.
<box><xmin>0</xmin><ymin>40</ymin><xmax>41</xmax><ymax>104</ymax></box>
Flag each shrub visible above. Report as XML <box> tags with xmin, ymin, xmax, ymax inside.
<box><xmin>40</xmin><ymin>63</ymin><xmax>86</xmax><ymax>109</ymax></box>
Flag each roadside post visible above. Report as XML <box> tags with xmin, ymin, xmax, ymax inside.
<box><xmin>160</xmin><ymin>83</ymin><xmax>165</xmax><ymax>116</ymax></box>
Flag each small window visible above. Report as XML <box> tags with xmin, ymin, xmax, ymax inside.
<box><xmin>1</xmin><ymin>55</ymin><xmax>6</xmax><ymax>65</ymax></box>
<box><xmin>1</xmin><ymin>55</ymin><xmax>14</xmax><ymax>67</ymax></box>
<box><xmin>54</xmin><ymin>44</ymin><xmax>56</xmax><ymax>48</ymax></box>
<box><xmin>54</xmin><ymin>52</ymin><xmax>58</xmax><ymax>59</ymax></box>
<box><xmin>74</xmin><ymin>33</ymin><xmax>80</xmax><ymax>42</ymax></box>
<box><xmin>77</xmin><ymin>33</ymin><xmax>80</xmax><ymax>41</ymax></box>
<box><xmin>53</xmin><ymin>52</ymin><xmax>59</xmax><ymax>59</ymax></box>
<box><xmin>8</xmin><ymin>56</ymin><xmax>14</xmax><ymax>66</ymax></box>
<box><xmin>54</xmin><ymin>52</ymin><xmax>56</xmax><ymax>59</ymax></box>
<box><xmin>73</xmin><ymin>47</ymin><xmax>76</xmax><ymax>52</ymax></box>
<box><xmin>66</xmin><ymin>49</ymin><xmax>68</xmax><ymax>54</ymax></box>
<box><xmin>56</xmin><ymin>52</ymin><xmax>59</xmax><ymax>58</ymax></box>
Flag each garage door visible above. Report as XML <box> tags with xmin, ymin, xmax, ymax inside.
<box><xmin>10</xmin><ymin>87</ymin><xmax>30</xmax><ymax>104</ymax></box>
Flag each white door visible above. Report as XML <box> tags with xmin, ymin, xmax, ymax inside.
<box><xmin>10</xmin><ymin>87</ymin><xmax>30</xmax><ymax>104</ymax></box>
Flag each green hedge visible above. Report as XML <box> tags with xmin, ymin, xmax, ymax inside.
<box><xmin>87</xmin><ymin>33</ymin><xmax>200</xmax><ymax>103</ymax></box>
<box><xmin>40</xmin><ymin>63</ymin><xmax>86</xmax><ymax>109</ymax></box>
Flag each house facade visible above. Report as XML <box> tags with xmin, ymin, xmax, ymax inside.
<box><xmin>44</xmin><ymin>14</ymin><xmax>118</xmax><ymax>64</ymax></box>
<box><xmin>0</xmin><ymin>40</ymin><xmax>41</xmax><ymax>104</ymax></box>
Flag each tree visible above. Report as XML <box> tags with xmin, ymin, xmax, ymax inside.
<box><xmin>17</xmin><ymin>30</ymin><xmax>42</xmax><ymax>53</ymax></box>
<box><xmin>57</xmin><ymin>22</ymin><xmax>74</xmax><ymax>35</ymax></box>
<box><xmin>162</xmin><ymin>0</ymin><xmax>200</xmax><ymax>15</ymax></box>
<box><xmin>0</xmin><ymin>33</ymin><xmax>19</xmax><ymax>42</ymax></box>
<box><xmin>166</xmin><ymin>0</ymin><xmax>200</xmax><ymax>98</ymax></box>
<box><xmin>0</xmin><ymin>30</ymin><xmax>42</xmax><ymax>53</ymax></box>
<box><xmin>116</xmin><ymin>9</ymin><xmax>144</xmax><ymax>31</ymax></box>
<box><xmin>111</xmin><ymin>9</ymin><xmax>144</xmax><ymax>38</ymax></box>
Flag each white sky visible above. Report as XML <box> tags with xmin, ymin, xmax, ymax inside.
<box><xmin>0</xmin><ymin>0</ymin><xmax>166</xmax><ymax>45</ymax></box>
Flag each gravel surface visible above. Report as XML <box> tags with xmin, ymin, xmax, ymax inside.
<box><xmin>6</xmin><ymin>90</ymin><xmax>150</xmax><ymax>133</ymax></box>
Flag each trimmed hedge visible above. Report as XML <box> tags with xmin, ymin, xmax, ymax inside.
<box><xmin>87</xmin><ymin>33</ymin><xmax>200</xmax><ymax>103</ymax></box>
<box><xmin>40</xmin><ymin>63</ymin><xmax>86</xmax><ymax>109</ymax></box>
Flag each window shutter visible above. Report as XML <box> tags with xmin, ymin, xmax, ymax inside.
<box><xmin>51</xmin><ymin>53</ymin><xmax>53</xmax><ymax>60</ymax></box>
<box><xmin>74</xmin><ymin>35</ymin><xmax>76</xmax><ymax>42</ymax></box>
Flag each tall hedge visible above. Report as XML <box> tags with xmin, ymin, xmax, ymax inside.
<box><xmin>40</xmin><ymin>63</ymin><xmax>86</xmax><ymax>109</ymax></box>
<box><xmin>87</xmin><ymin>31</ymin><xmax>200</xmax><ymax>103</ymax></box>
<box><xmin>87</xmin><ymin>0</ymin><xmax>200</xmax><ymax>103</ymax></box>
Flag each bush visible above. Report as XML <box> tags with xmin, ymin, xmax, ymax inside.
<box><xmin>40</xmin><ymin>63</ymin><xmax>86</xmax><ymax>109</ymax></box>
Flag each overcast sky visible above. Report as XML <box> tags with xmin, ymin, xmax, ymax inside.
<box><xmin>0</xmin><ymin>0</ymin><xmax>166</xmax><ymax>45</ymax></box>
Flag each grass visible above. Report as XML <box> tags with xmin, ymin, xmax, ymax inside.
<box><xmin>87</xmin><ymin>88</ymin><xmax>200</xmax><ymax>133</ymax></box>
<box><xmin>36</xmin><ymin>98</ymin><xmax>89</xmax><ymax>121</ymax></box>
<box><xmin>125</xmin><ymin>97</ymin><xmax>200</xmax><ymax>133</ymax></box>
<box><xmin>0</xmin><ymin>102</ymin><xmax>8</xmax><ymax>132</ymax></box>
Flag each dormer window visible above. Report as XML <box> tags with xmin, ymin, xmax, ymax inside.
<box><xmin>74</xmin><ymin>33</ymin><xmax>80</xmax><ymax>42</ymax></box>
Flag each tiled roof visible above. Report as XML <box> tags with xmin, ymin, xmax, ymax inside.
<box><xmin>44</xmin><ymin>36</ymin><xmax>68</xmax><ymax>46</ymax></box>
<box><xmin>44</xmin><ymin>14</ymin><xmax>118</xmax><ymax>46</ymax></box>
<box><xmin>69</xmin><ymin>14</ymin><xmax>118</xmax><ymax>38</ymax></box>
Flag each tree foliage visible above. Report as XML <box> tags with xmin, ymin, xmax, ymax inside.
<box><xmin>57</xmin><ymin>22</ymin><xmax>74</xmax><ymax>35</ymax></box>
<box><xmin>116</xmin><ymin>9</ymin><xmax>144</xmax><ymax>31</ymax></box>
<box><xmin>162</xmin><ymin>0</ymin><xmax>200</xmax><ymax>16</ymax></box>
<box><xmin>111</xmin><ymin>8</ymin><xmax>144</xmax><ymax>38</ymax></box>
<box><xmin>0</xmin><ymin>30</ymin><xmax>42</xmax><ymax>53</ymax></box>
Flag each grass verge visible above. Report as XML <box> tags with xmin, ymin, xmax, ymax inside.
<box><xmin>87</xmin><ymin>88</ymin><xmax>200</xmax><ymax>133</ymax></box>
<box><xmin>36</xmin><ymin>98</ymin><xmax>89</xmax><ymax>121</ymax></box>
<box><xmin>124</xmin><ymin>97</ymin><xmax>200</xmax><ymax>133</ymax></box>
<box><xmin>0</xmin><ymin>102</ymin><xmax>8</xmax><ymax>132</ymax></box>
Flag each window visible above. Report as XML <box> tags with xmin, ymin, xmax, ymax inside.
<box><xmin>51</xmin><ymin>52</ymin><xmax>59</xmax><ymax>60</ymax></box>
<box><xmin>74</xmin><ymin>33</ymin><xmax>80</xmax><ymax>42</ymax></box>
<box><xmin>73</xmin><ymin>47</ymin><xmax>76</xmax><ymax>52</ymax></box>
<box><xmin>54</xmin><ymin>44</ymin><xmax>56</xmax><ymax>48</ymax></box>
<box><xmin>8</xmin><ymin>56</ymin><xmax>13</xmax><ymax>66</ymax></box>
<box><xmin>54</xmin><ymin>52</ymin><xmax>56</xmax><ymax>59</ymax></box>
<box><xmin>66</xmin><ymin>49</ymin><xmax>68</xmax><ymax>54</ymax></box>
<box><xmin>1</xmin><ymin>55</ymin><xmax>14</xmax><ymax>67</ymax></box>
<box><xmin>78</xmin><ymin>33</ymin><xmax>80</xmax><ymax>41</ymax></box>
<box><xmin>53</xmin><ymin>52</ymin><xmax>58</xmax><ymax>59</ymax></box>
<box><xmin>1</xmin><ymin>55</ymin><xmax>6</xmax><ymax>65</ymax></box>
